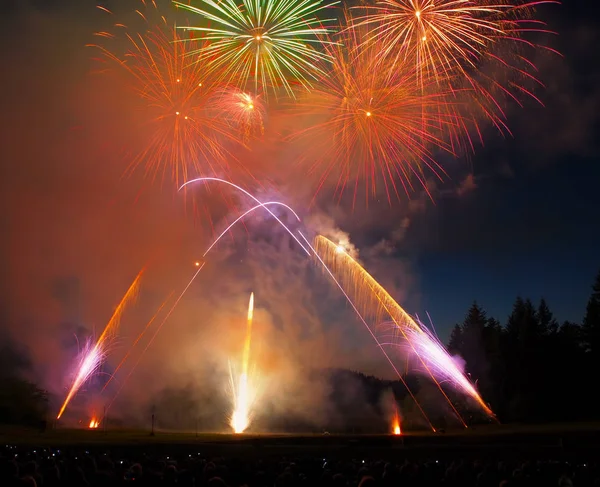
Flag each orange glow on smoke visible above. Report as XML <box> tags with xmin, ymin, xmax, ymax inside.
<box><xmin>392</xmin><ymin>406</ymin><xmax>402</xmax><ymax>435</ymax></box>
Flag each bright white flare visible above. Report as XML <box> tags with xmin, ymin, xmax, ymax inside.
<box><xmin>230</xmin><ymin>292</ymin><xmax>255</xmax><ymax>433</ymax></box>
<box><xmin>231</xmin><ymin>373</ymin><xmax>250</xmax><ymax>433</ymax></box>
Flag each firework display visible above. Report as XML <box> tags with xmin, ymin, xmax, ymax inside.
<box><xmin>94</xmin><ymin>179</ymin><xmax>307</xmax><ymax>421</ymax></box>
<box><xmin>59</xmin><ymin>177</ymin><xmax>505</xmax><ymax>430</ymax></box>
<box><xmin>55</xmin><ymin>0</ymin><xmax>562</xmax><ymax>432</ymax></box>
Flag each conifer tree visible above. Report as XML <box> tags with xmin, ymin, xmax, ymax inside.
<box><xmin>448</xmin><ymin>324</ymin><xmax>463</xmax><ymax>354</ymax></box>
<box><xmin>583</xmin><ymin>270</ymin><xmax>600</xmax><ymax>354</ymax></box>
<box><xmin>460</xmin><ymin>302</ymin><xmax>488</xmax><ymax>387</ymax></box>
<box><xmin>538</xmin><ymin>298</ymin><xmax>558</xmax><ymax>334</ymax></box>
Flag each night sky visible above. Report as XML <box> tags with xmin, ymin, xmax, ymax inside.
<box><xmin>0</xmin><ymin>0</ymin><xmax>599</xmax><ymax>402</ymax></box>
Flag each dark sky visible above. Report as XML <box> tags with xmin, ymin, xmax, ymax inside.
<box><xmin>412</xmin><ymin>0</ymin><xmax>600</xmax><ymax>329</ymax></box>
<box><xmin>0</xmin><ymin>0</ymin><xmax>599</xmax><ymax>403</ymax></box>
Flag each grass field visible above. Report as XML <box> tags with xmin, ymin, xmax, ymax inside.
<box><xmin>1</xmin><ymin>422</ymin><xmax>599</xmax><ymax>460</ymax></box>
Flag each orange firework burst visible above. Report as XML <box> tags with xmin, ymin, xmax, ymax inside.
<box><xmin>213</xmin><ymin>88</ymin><xmax>266</xmax><ymax>144</ymax></box>
<box><xmin>354</xmin><ymin>0</ymin><xmax>506</xmax><ymax>84</ymax></box>
<box><xmin>352</xmin><ymin>0</ymin><xmax>560</xmax><ymax>135</ymax></box>
<box><xmin>89</xmin><ymin>2</ymin><xmax>239</xmax><ymax>187</ymax></box>
<box><xmin>290</xmin><ymin>16</ymin><xmax>460</xmax><ymax>205</ymax></box>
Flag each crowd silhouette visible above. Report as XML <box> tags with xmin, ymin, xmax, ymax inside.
<box><xmin>1</xmin><ymin>446</ymin><xmax>597</xmax><ymax>487</ymax></box>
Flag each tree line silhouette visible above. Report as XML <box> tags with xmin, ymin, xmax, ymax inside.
<box><xmin>321</xmin><ymin>269</ymin><xmax>600</xmax><ymax>429</ymax></box>
<box><xmin>447</xmin><ymin>269</ymin><xmax>600</xmax><ymax>423</ymax></box>
<box><xmin>319</xmin><ymin>269</ymin><xmax>600</xmax><ymax>430</ymax></box>
<box><xmin>0</xmin><ymin>335</ymin><xmax>48</xmax><ymax>428</ymax></box>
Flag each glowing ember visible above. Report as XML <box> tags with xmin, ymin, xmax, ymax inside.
<box><xmin>89</xmin><ymin>418</ymin><xmax>100</xmax><ymax>429</ymax></box>
<box><xmin>392</xmin><ymin>403</ymin><xmax>402</xmax><ymax>435</ymax></box>
<box><xmin>231</xmin><ymin>373</ymin><xmax>250</xmax><ymax>433</ymax></box>
<box><xmin>392</xmin><ymin>415</ymin><xmax>401</xmax><ymax>435</ymax></box>
<box><xmin>213</xmin><ymin>88</ymin><xmax>265</xmax><ymax>143</ymax></box>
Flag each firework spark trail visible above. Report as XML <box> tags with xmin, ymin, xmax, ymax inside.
<box><xmin>101</xmin><ymin>201</ymin><xmax>297</xmax><ymax>404</ymax></box>
<box><xmin>57</xmin><ymin>270</ymin><xmax>144</xmax><ymax>420</ymax></box>
<box><xmin>100</xmin><ymin>293</ymin><xmax>174</xmax><ymax>395</ymax></box>
<box><xmin>371</xmin><ymin>319</ymin><xmax>471</xmax><ymax>429</ymax></box>
<box><xmin>104</xmin><ymin>265</ymin><xmax>204</xmax><ymax>416</ymax></box>
<box><xmin>297</xmin><ymin>231</ymin><xmax>435</xmax><ymax>431</ymax></box>
<box><xmin>57</xmin><ymin>341</ymin><xmax>105</xmax><ymax>420</ymax></box>
<box><xmin>204</xmin><ymin>202</ymin><xmax>302</xmax><ymax>257</ymax></box>
<box><xmin>103</xmin><ymin>197</ymin><xmax>306</xmax><ymax>413</ymax></box>
<box><xmin>179</xmin><ymin>179</ymin><xmax>429</xmax><ymax>429</ymax></box>
<box><xmin>230</xmin><ymin>292</ymin><xmax>257</xmax><ymax>433</ymax></box>
<box><xmin>180</xmin><ymin>178</ymin><xmax>310</xmax><ymax>255</ymax></box>
<box><xmin>243</xmin><ymin>293</ymin><xmax>254</xmax><ymax>378</ymax></box>
<box><xmin>314</xmin><ymin>236</ymin><xmax>422</xmax><ymax>334</ymax></box>
<box><xmin>312</xmin><ymin>239</ymin><xmax>466</xmax><ymax>427</ymax></box>
<box><xmin>154</xmin><ymin>177</ymin><xmax>431</xmax><ymax>429</ymax></box>
<box><xmin>174</xmin><ymin>0</ymin><xmax>340</xmax><ymax>97</ymax></box>
<box><xmin>407</xmin><ymin>317</ymin><xmax>497</xmax><ymax>421</ymax></box>
<box><xmin>312</xmin><ymin>236</ymin><xmax>494</xmax><ymax>422</ymax></box>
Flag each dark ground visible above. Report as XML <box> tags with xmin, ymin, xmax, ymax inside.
<box><xmin>2</xmin><ymin>423</ymin><xmax>599</xmax><ymax>461</ymax></box>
